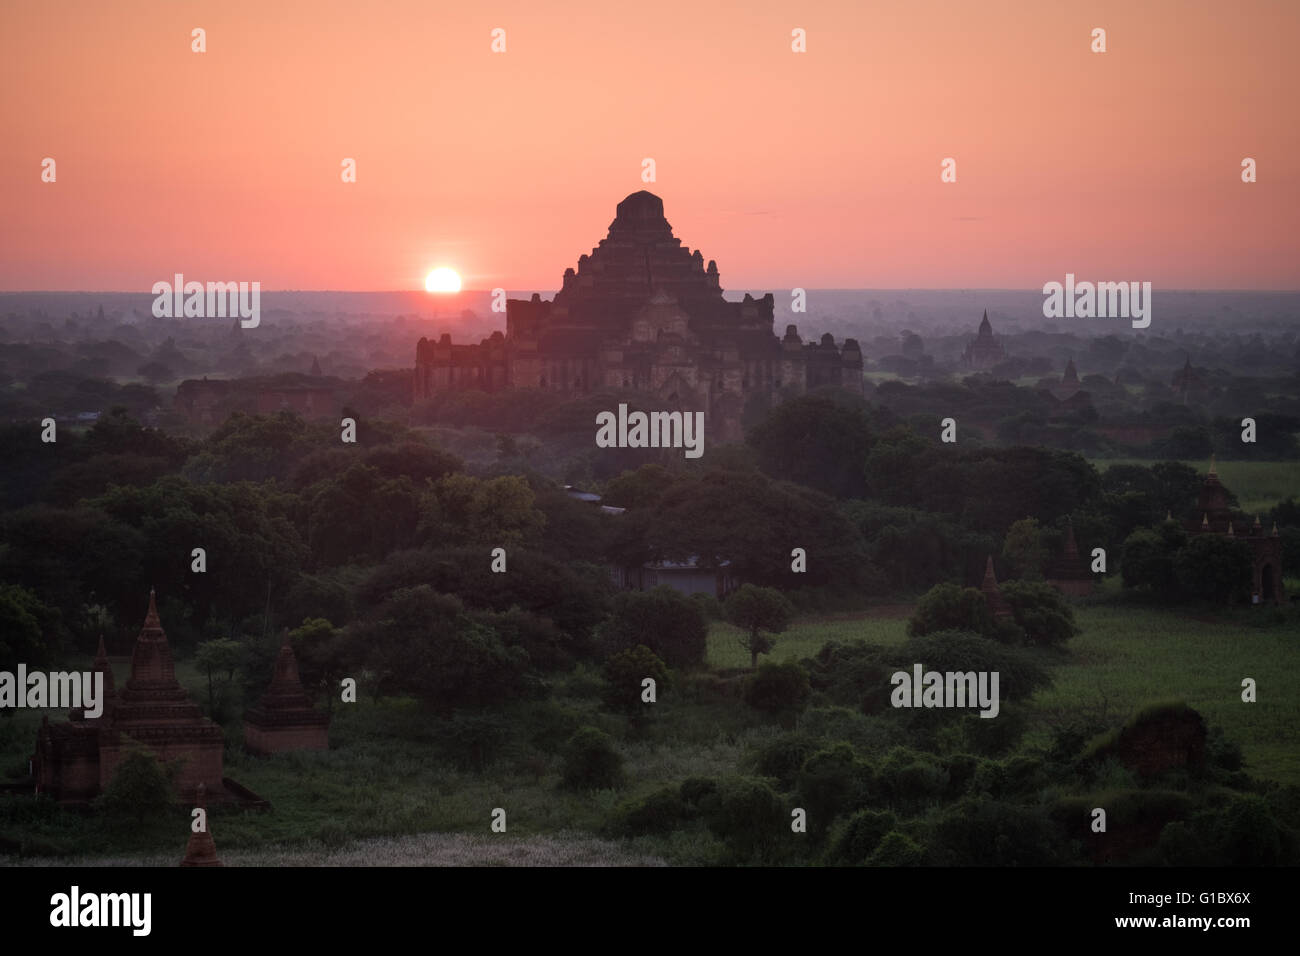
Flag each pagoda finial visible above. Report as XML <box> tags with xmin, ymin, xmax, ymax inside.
<box><xmin>1202</xmin><ymin>513</ymin><xmax>1209</xmax><ymax>528</ymax></box>
<box><xmin>1227</xmin><ymin>521</ymin><xmax>1235</xmax><ymax>536</ymax></box>
<box><xmin>1253</xmin><ymin>514</ymin><xmax>1262</xmax><ymax>531</ymax></box>
<box><xmin>1208</xmin><ymin>454</ymin><xmax>1217</xmax><ymax>478</ymax></box>
<box><xmin>1165</xmin><ymin>510</ymin><xmax>1173</xmax><ymax>522</ymax></box>
<box><xmin>145</xmin><ymin>587</ymin><xmax>160</xmax><ymax>628</ymax></box>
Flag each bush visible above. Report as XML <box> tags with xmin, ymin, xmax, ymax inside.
<box><xmin>876</xmin><ymin>747</ymin><xmax>948</xmax><ymax>808</ymax></box>
<box><xmin>433</xmin><ymin>712</ymin><xmax>513</xmax><ymax>772</ymax></box>
<box><xmin>894</xmin><ymin>630</ymin><xmax>1052</xmax><ymax>704</ymax></box>
<box><xmin>999</xmin><ymin>579</ymin><xmax>1079</xmax><ymax>647</ymax></box>
<box><xmin>602</xmin><ymin>645</ymin><xmax>670</xmax><ymax>715</ymax></box>
<box><xmin>1174</xmin><ymin>535</ymin><xmax>1253</xmax><ymax>604</ymax></box>
<box><xmin>828</xmin><ymin>809</ymin><xmax>897</xmax><ymax>864</ymax></box>
<box><xmin>801</xmin><ymin>641</ymin><xmax>896</xmax><ymax>714</ymax></box>
<box><xmin>606</xmin><ymin>786</ymin><xmax>687</xmax><ymax>837</ymax></box>
<box><xmin>559</xmin><ymin>726</ymin><xmax>625</xmax><ymax>791</ymax></box>
<box><xmin>867</xmin><ymin>830</ymin><xmax>925</xmax><ymax>866</ymax></box>
<box><xmin>795</xmin><ymin>743</ymin><xmax>874</xmax><ymax>834</ymax></box>
<box><xmin>700</xmin><ymin>776</ymin><xmax>784</xmax><ymax>859</ymax></box>
<box><xmin>679</xmin><ymin>777</ymin><xmax>718</xmax><ymax>807</ymax></box>
<box><xmin>907</xmin><ymin>583</ymin><xmax>992</xmax><ymax>639</ymax></box>
<box><xmin>599</xmin><ymin>586</ymin><xmax>708</xmax><ymax>669</ymax></box>
<box><xmin>743</xmin><ymin>660</ymin><xmax>811</xmax><ymax>718</ymax></box>
<box><xmin>96</xmin><ymin>750</ymin><xmax>175</xmax><ymax>824</ymax></box>
<box><xmin>748</xmin><ymin>733</ymin><xmax>820</xmax><ymax>790</ymax></box>
<box><xmin>689</xmin><ymin>592</ymin><xmax>725</xmax><ymax>621</ymax></box>
<box><xmin>932</xmin><ymin>797</ymin><xmax>1066</xmax><ymax>866</ymax></box>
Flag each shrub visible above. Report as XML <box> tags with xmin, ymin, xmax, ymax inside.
<box><xmin>700</xmin><ymin>776</ymin><xmax>784</xmax><ymax>859</ymax></box>
<box><xmin>607</xmin><ymin>786</ymin><xmax>687</xmax><ymax>837</ymax></box>
<box><xmin>689</xmin><ymin>592</ymin><xmax>725</xmax><ymax>621</ymax></box>
<box><xmin>748</xmin><ymin>733</ymin><xmax>820</xmax><ymax>790</ymax></box>
<box><xmin>602</xmin><ymin>645</ymin><xmax>670</xmax><ymax>715</ymax></box>
<box><xmin>876</xmin><ymin>747</ymin><xmax>948</xmax><ymax>808</ymax></box>
<box><xmin>999</xmin><ymin>579</ymin><xmax>1079</xmax><ymax>647</ymax></box>
<box><xmin>795</xmin><ymin>743</ymin><xmax>874</xmax><ymax>834</ymax></box>
<box><xmin>679</xmin><ymin>777</ymin><xmax>718</xmax><ymax>808</ymax></box>
<box><xmin>801</xmin><ymin>640</ymin><xmax>896</xmax><ymax>714</ymax></box>
<box><xmin>932</xmin><ymin>797</ymin><xmax>1066</xmax><ymax>866</ymax></box>
<box><xmin>560</xmin><ymin>726</ymin><xmax>625</xmax><ymax>791</ymax></box>
<box><xmin>599</xmin><ymin>586</ymin><xmax>708</xmax><ymax>668</ymax></box>
<box><xmin>894</xmin><ymin>630</ymin><xmax>1052</xmax><ymax>704</ymax></box>
<box><xmin>743</xmin><ymin>660</ymin><xmax>811</xmax><ymax>718</ymax></box>
<box><xmin>867</xmin><ymin>830</ymin><xmax>926</xmax><ymax>866</ymax></box>
<box><xmin>907</xmin><ymin>583</ymin><xmax>992</xmax><ymax>639</ymax></box>
<box><xmin>828</xmin><ymin>809</ymin><xmax>897</xmax><ymax>864</ymax></box>
<box><xmin>96</xmin><ymin>750</ymin><xmax>175</xmax><ymax>825</ymax></box>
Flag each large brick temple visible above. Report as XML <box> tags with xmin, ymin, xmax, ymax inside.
<box><xmin>413</xmin><ymin>190</ymin><xmax>864</xmax><ymax>442</ymax></box>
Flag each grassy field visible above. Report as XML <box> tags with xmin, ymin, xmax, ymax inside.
<box><xmin>1024</xmin><ymin>602</ymin><xmax>1300</xmax><ymax>784</ymax></box>
<box><xmin>1091</xmin><ymin>457</ymin><xmax>1300</xmax><ymax>516</ymax></box>
<box><xmin>706</xmin><ymin>610</ymin><xmax>911</xmax><ymax>670</ymax></box>
<box><xmin>2</xmin><ymin>595</ymin><xmax>1296</xmax><ymax>864</ymax></box>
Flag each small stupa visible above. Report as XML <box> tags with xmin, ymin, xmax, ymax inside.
<box><xmin>180</xmin><ymin>782</ymin><xmax>223</xmax><ymax>867</ymax></box>
<box><xmin>242</xmin><ymin>632</ymin><xmax>330</xmax><ymax>755</ymax></box>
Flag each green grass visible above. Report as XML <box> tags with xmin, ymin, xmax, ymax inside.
<box><xmin>1024</xmin><ymin>602</ymin><xmax>1300</xmax><ymax>785</ymax></box>
<box><xmin>4</xmin><ymin>598</ymin><xmax>1297</xmax><ymax>864</ymax></box>
<box><xmin>1092</xmin><ymin>458</ymin><xmax>1300</xmax><ymax>516</ymax></box>
<box><xmin>706</xmin><ymin>614</ymin><xmax>910</xmax><ymax>670</ymax></box>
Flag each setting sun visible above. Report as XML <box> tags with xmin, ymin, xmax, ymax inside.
<box><xmin>425</xmin><ymin>267</ymin><xmax>461</xmax><ymax>293</ymax></box>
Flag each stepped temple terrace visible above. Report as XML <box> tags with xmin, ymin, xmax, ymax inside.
<box><xmin>414</xmin><ymin>191</ymin><xmax>864</xmax><ymax>443</ymax></box>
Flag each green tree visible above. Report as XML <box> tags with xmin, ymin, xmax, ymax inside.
<box><xmin>743</xmin><ymin>660</ymin><xmax>812</xmax><ymax>719</ymax></box>
<box><xmin>602</xmin><ymin>645</ymin><xmax>670</xmax><ymax>716</ymax></box>
<box><xmin>96</xmin><ymin>750</ymin><xmax>175</xmax><ymax>824</ymax></box>
<box><xmin>999</xmin><ymin>580</ymin><xmax>1079</xmax><ymax>647</ymax></box>
<box><xmin>725</xmin><ymin>584</ymin><xmax>795</xmax><ymax>668</ymax></box>
<box><xmin>1174</xmin><ymin>535</ymin><xmax>1253</xmax><ymax>604</ymax></box>
<box><xmin>600</xmin><ymin>586</ymin><xmax>709</xmax><ymax>669</ymax></box>
<box><xmin>193</xmin><ymin>637</ymin><xmax>244</xmax><ymax>716</ymax></box>
<box><xmin>907</xmin><ymin>583</ymin><xmax>992</xmax><ymax>639</ymax></box>
<box><xmin>1003</xmin><ymin>517</ymin><xmax>1047</xmax><ymax>580</ymax></box>
<box><xmin>560</xmin><ymin>726</ymin><xmax>625</xmax><ymax>791</ymax></box>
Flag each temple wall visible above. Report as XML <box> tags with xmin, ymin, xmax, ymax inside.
<box><xmin>243</xmin><ymin>723</ymin><xmax>329</xmax><ymax>756</ymax></box>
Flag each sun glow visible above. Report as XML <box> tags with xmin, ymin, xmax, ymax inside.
<box><xmin>425</xmin><ymin>267</ymin><xmax>461</xmax><ymax>293</ymax></box>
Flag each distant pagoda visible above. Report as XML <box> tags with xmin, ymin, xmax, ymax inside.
<box><xmin>1045</xmin><ymin>518</ymin><xmax>1094</xmax><ymax>596</ymax></box>
<box><xmin>961</xmin><ymin>311</ymin><xmax>1007</xmax><ymax>369</ymax></box>
<box><xmin>981</xmin><ymin>555</ymin><xmax>1013</xmax><ymax>618</ymax></box>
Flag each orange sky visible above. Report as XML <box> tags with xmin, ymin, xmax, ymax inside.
<box><xmin>3</xmin><ymin>0</ymin><xmax>1298</xmax><ymax>291</ymax></box>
